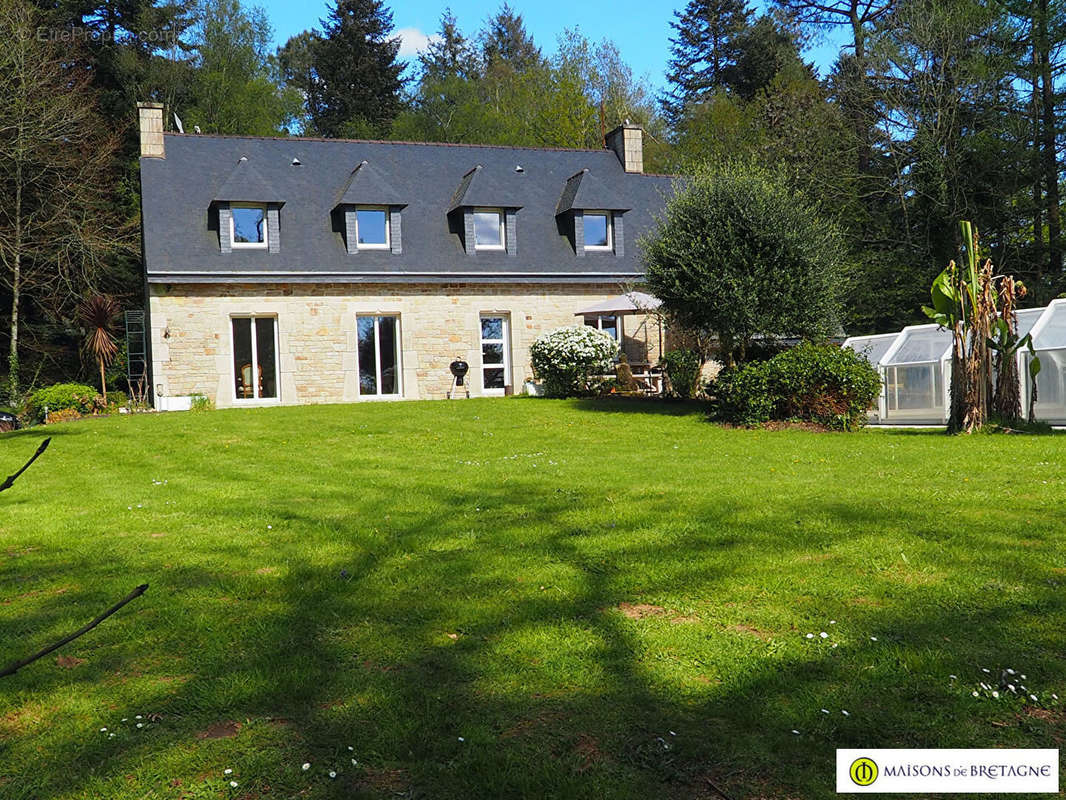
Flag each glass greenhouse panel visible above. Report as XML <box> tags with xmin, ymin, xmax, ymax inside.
<box><xmin>1031</xmin><ymin>302</ymin><xmax>1066</xmax><ymax>350</ymax></box>
<box><xmin>1015</xmin><ymin>307</ymin><xmax>1046</xmax><ymax>340</ymax></box>
<box><xmin>844</xmin><ymin>333</ymin><xmax>898</xmax><ymax>367</ymax></box>
<box><xmin>883</xmin><ymin>326</ymin><xmax>953</xmax><ymax>366</ymax></box>
<box><xmin>884</xmin><ymin>363</ymin><xmax>944</xmax><ymax>418</ymax></box>
<box><xmin>1031</xmin><ymin>348</ymin><xmax>1066</xmax><ymax>422</ymax></box>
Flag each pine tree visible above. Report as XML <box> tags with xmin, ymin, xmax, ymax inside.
<box><xmin>419</xmin><ymin>8</ymin><xmax>478</xmax><ymax>81</ymax></box>
<box><xmin>480</xmin><ymin>3</ymin><xmax>543</xmax><ymax>74</ymax></box>
<box><xmin>297</xmin><ymin>0</ymin><xmax>405</xmax><ymax>138</ymax></box>
<box><xmin>661</xmin><ymin>0</ymin><xmax>753</xmax><ymax>127</ymax></box>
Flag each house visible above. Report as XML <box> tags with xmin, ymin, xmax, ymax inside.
<box><xmin>137</xmin><ymin>102</ymin><xmax>674</xmax><ymax>408</ymax></box>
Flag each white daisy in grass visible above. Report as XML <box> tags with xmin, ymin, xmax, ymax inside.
<box><xmin>458</xmin><ymin>737</ymin><xmax>465</xmax><ymax>742</ymax></box>
<box><xmin>230</xmin><ymin>780</ymin><xmax>238</xmax><ymax>788</ymax></box>
<box><xmin>869</xmin><ymin>637</ymin><xmax>878</xmax><ymax>642</ymax></box>
<box><xmin>136</xmin><ymin>723</ymin><xmax>143</xmax><ymax>728</ymax></box>
<box><xmin>820</xmin><ymin>709</ymin><xmax>829</xmax><ymax>714</ymax></box>
<box><xmin>302</xmin><ymin>763</ymin><xmax>310</xmax><ymax>771</ymax></box>
<box><xmin>992</xmin><ymin>691</ymin><xmax>999</xmax><ymax>698</ymax></box>
<box><xmin>805</xmin><ymin>633</ymin><xmax>814</xmax><ymax>639</ymax></box>
<box><xmin>1030</xmin><ymin>694</ymin><xmax>1038</xmax><ymax>702</ymax></box>
<box><xmin>224</xmin><ymin>769</ymin><xmax>232</xmax><ymax>775</ymax></box>
<box><xmin>100</xmin><ymin>728</ymin><xmax>107</xmax><ymax>732</ymax></box>
<box><xmin>819</xmin><ymin>632</ymin><xmax>828</xmax><ymax>639</ymax></box>
<box><xmin>841</xmin><ymin>710</ymin><xmax>850</xmax><ymax>716</ymax></box>
<box><xmin>791</xmin><ymin>729</ymin><xmax>801</xmax><ymax>735</ymax></box>
<box><xmin>351</xmin><ymin>758</ymin><xmax>358</xmax><ymax>765</ymax></box>
<box><xmin>972</xmin><ymin>691</ymin><xmax>979</xmax><ymax>697</ymax></box>
<box><xmin>329</xmin><ymin>771</ymin><xmax>337</xmax><ymax>779</ymax></box>
<box><xmin>348</xmin><ymin>746</ymin><xmax>354</xmax><ymax>751</ymax></box>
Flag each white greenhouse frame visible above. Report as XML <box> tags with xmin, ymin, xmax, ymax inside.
<box><xmin>845</xmin><ymin>303</ymin><xmax>1065</xmax><ymax>426</ymax></box>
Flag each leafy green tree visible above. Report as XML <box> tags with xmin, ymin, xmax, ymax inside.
<box><xmin>184</xmin><ymin>0</ymin><xmax>301</xmax><ymax>135</ymax></box>
<box><xmin>280</xmin><ymin>0</ymin><xmax>404</xmax><ymax>138</ymax></box>
<box><xmin>641</xmin><ymin>160</ymin><xmax>845</xmax><ymax>365</ymax></box>
<box><xmin>661</xmin><ymin>0</ymin><xmax>753</xmax><ymax>126</ymax></box>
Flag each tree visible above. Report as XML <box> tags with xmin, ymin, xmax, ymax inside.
<box><xmin>78</xmin><ymin>294</ymin><xmax>120</xmax><ymax>398</ymax></box>
<box><xmin>480</xmin><ymin>3</ymin><xmax>543</xmax><ymax>74</ymax></box>
<box><xmin>0</xmin><ymin>0</ymin><xmax>135</xmax><ymax>401</ymax></box>
<box><xmin>641</xmin><ymin>160</ymin><xmax>845</xmax><ymax>365</ymax></box>
<box><xmin>185</xmin><ymin>0</ymin><xmax>302</xmax><ymax>135</ymax></box>
<box><xmin>661</xmin><ymin>0</ymin><xmax>753</xmax><ymax>126</ymax></box>
<box><xmin>418</xmin><ymin>7</ymin><xmax>478</xmax><ymax>81</ymax></box>
<box><xmin>280</xmin><ymin>0</ymin><xmax>404</xmax><ymax>138</ymax></box>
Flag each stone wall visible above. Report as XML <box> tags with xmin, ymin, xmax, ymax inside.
<box><xmin>148</xmin><ymin>282</ymin><xmax>657</xmax><ymax>407</ymax></box>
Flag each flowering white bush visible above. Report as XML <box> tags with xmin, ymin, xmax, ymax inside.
<box><xmin>529</xmin><ymin>326</ymin><xmax>619</xmax><ymax>397</ymax></box>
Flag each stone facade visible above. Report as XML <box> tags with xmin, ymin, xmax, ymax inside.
<box><xmin>148</xmin><ymin>282</ymin><xmax>661</xmax><ymax>407</ymax></box>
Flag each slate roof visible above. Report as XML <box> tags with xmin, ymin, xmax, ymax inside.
<box><xmin>336</xmin><ymin>160</ymin><xmax>407</xmax><ymax>207</ymax></box>
<box><xmin>212</xmin><ymin>157</ymin><xmax>284</xmax><ymax>204</ymax></box>
<box><xmin>556</xmin><ymin>169</ymin><xmax>631</xmax><ymax>214</ymax></box>
<box><xmin>140</xmin><ymin>133</ymin><xmax>676</xmax><ymax>284</ymax></box>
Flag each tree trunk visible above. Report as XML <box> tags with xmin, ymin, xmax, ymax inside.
<box><xmin>1031</xmin><ymin>50</ymin><xmax>1044</xmax><ymax>282</ymax></box>
<box><xmin>8</xmin><ymin>170</ymin><xmax>22</xmax><ymax>403</ymax></box>
<box><xmin>1037</xmin><ymin>0</ymin><xmax>1062</xmax><ymax>276</ymax></box>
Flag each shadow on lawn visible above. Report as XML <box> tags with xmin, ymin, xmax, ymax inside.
<box><xmin>2</xmin><ymin>470</ymin><xmax>1064</xmax><ymax>799</ymax></box>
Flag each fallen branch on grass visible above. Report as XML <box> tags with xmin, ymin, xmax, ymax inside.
<box><xmin>0</xmin><ymin>437</ymin><xmax>51</xmax><ymax>494</ymax></box>
<box><xmin>0</xmin><ymin>584</ymin><xmax>149</xmax><ymax>678</ymax></box>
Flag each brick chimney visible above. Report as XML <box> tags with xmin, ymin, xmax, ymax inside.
<box><xmin>605</xmin><ymin>124</ymin><xmax>643</xmax><ymax>174</ymax></box>
<box><xmin>137</xmin><ymin>102</ymin><xmax>165</xmax><ymax>159</ymax></box>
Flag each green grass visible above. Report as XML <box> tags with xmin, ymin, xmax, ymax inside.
<box><xmin>1</xmin><ymin>398</ymin><xmax>1064</xmax><ymax>799</ymax></box>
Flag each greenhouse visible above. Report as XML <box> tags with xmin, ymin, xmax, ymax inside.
<box><xmin>1028</xmin><ymin>300</ymin><xmax>1066</xmax><ymax>424</ymax></box>
<box><xmin>843</xmin><ymin>302</ymin><xmax>1066</xmax><ymax>425</ymax></box>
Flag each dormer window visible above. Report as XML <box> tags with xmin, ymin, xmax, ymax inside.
<box><xmin>583</xmin><ymin>211</ymin><xmax>612</xmax><ymax>251</ymax></box>
<box><xmin>356</xmin><ymin>207</ymin><xmax>390</xmax><ymax>249</ymax></box>
<box><xmin>231</xmin><ymin>204</ymin><xmax>267</xmax><ymax>248</ymax></box>
<box><xmin>473</xmin><ymin>209</ymin><xmax>505</xmax><ymax>250</ymax></box>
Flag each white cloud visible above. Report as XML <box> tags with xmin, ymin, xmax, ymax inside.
<box><xmin>396</xmin><ymin>27</ymin><xmax>440</xmax><ymax>58</ymax></box>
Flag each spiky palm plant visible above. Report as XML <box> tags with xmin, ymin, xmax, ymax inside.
<box><xmin>78</xmin><ymin>294</ymin><xmax>120</xmax><ymax>400</ymax></box>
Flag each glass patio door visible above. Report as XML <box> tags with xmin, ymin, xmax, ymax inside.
<box><xmin>480</xmin><ymin>315</ymin><xmax>511</xmax><ymax>395</ymax></box>
<box><xmin>357</xmin><ymin>315</ymin><xmax>401</xmax><ymax>397</ymax></box>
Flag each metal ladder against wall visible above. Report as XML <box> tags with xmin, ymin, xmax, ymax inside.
<box><xmin>124</xmin><ymin>310</ymin><xmax>147</xmax><ymax>395</ymax></box>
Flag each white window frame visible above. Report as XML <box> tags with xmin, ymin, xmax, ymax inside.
<box><xmin>229</xmin><ymin>203</ymin><xmax>268</xmax><ymax>250</ymax></box>
<box><xmin>583</xmin><ymin>211</ymin><xmax>613</xmax><ymax>251</ymax></box>
<box><xmin>479</xmin><ymin>314</ymin><xmax>511</xmax><ymax>396</ymax></box>
<box><xmin>473</xmin><ymin>208</ymin><xmax>506</xmax><ymax>250</ymax></box>
<box><xmin>230</xmin><ymin>314</ymin><xmax>280</xmax><ymax>403</ymax></box>
<box><xmin>355</xmin><ymin>206</ymin><xmax>390</xmax><ymax>250</ymax></box>
<box><xmin>356</xmin><ymin>314</ymin><xmax>403</xmax><ymax>399</ymax></box>
<box><xmin>585</xmin><ymin>314</ymin><xmax>620</xmax><ymax>341</ymax></box>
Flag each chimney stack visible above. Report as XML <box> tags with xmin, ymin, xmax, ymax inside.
<box><xmin>605</xmin><ymin>124</ymin><xmax>643</xmax><ymax>174</ymax></box>
<box><xmin>137</xmin><ymin>102</ymin><xmax>165</xmax><ymax>159</ymax></box>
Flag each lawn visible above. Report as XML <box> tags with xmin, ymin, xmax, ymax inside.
<box><xmin>1</xmin><ymin>398</ymin><xmax>1064</xmax><ymax>799</ymax></box>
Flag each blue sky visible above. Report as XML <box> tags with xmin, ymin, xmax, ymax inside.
<box><xmin>260</xmin><ymin>0</ymin><xmax>848</xmax><ymax>92</ymax></box>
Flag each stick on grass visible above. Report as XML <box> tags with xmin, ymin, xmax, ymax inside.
<box><xmin>0</xmin><ymin>437</ymin><xmax>51</xmax><ymax>494</ymax></box>
<box><xmin>0</xmin><ymin>584</ymin><xmax>149</xmax><ymax>678</ymax></box>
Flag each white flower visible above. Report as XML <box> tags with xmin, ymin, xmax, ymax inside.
<box><xmin>1006</xmin><ymin>668</ymin><xmax>1016</xmax><ymax>675</ymax></box>
<box><xmin>121</xmin><ymin>718</ymin><xmax>128</xmax><ymax>722</ymax></box>
<box><xmin>329</xmin><ymin>771</ymin><xmax>337</xmax><ymax>779</ymax></box>
<box><xmin>1030</xmin><ymin>694</ymin><xmax>1038</xmax><ymax>702</ymax></box>
<box><xmin>870</xmin><ymin>637</ymin><xmax>878</xmax><ymax>641</ymax></box>
<box><xmin>992</xmin><ymin>691</ymin><xmax>999</xmax><ymax>698</ymax></box>
<box><xmin>100</xmin><ymin>728</ymin><xmax>107</xmax><ymax>732</ymax></box>
<box><xmin>458</xmin><ymin>736</ymin><xmax>465</xmax><ymax>742</ymax></box>
<box><xmin>972</xmin><ymin>691</ymin><xmax>979</xmax><ymax>697</ymax></box>
<box><xmin>820</xmin><ymin>708</ymin><xmax>829</xmax><ymax>714</ymax></box>
<box><xmin>136</xmin><ymin>723</ymin><xmax>143</xmax><ymax>728</ymax></box>
<box><xmin>841</xmin><ymin>710</ymin><xmax>850</xmax><ymax>716</ymax></box>
<box><xmin>829</xmin><ymin>620</ymin><xmax>836</xmax><ymax>624</ymax></box>
<box><xmin>302</xmin><ymin>763</ymin><xmax>310</xmax><ymax>771</ymax></box>
<box><xmin>230</xmin><ymin>780</ymin><xmax>238</xmax><ymax>788</ymax></box>
<box><xmin>819</xmin><ymin>632</ymin><xmax>828</xmax><ymax>639</ymax></box>
<box><xmin>981</xmin><ymin>668</ymin><xmax>990</xmax><ymax>673</ymax></box>
<box><xmin>805</xmin><ymin>633</ymin><xmax>814</xmax><ymax>639</ymax></box>
<box><xmin>224</xmin><ymin>769</ymin><xmax>232</xmax><ymax>775</ymax></box>
<box><xmin>791</xmin><ymin>729</ymin><xmax>801</xmax><ymax>735</ymax></box>
<box><xmin>136</xmin><ymin>715</ymin><xmax>142</xmax><ymax>719</ymax></box>
<box><xmin>351</xmin><ymin>758</ymin><xmax>358</xmax><ymax>765</ymax></box>
<box><xmin>831</xmin><ymin>643</ymin><xmax>838</xmax><ymax>648</ymax></box>
<box><xmin>949</xmin><ymin>675</ymin><xmax>957</xmax><ymax>680</ymax></box>
<box><xmin>348</xmin><ymin>746</ymin><xmax>354</xmax><ymax>751</ymax></box>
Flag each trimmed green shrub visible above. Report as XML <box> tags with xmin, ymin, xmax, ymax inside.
<box><xmin>530</xmin><ymin>326</ymin><xmax>619</xmax><ymax>398</ymax></box>
<box><xmin>659</xmin><ymin>348</ymin><xmax>702</xmax><ymax>398</ymax></box>
<box><xmin>710</xmin><ymin>342</ymin><xmax>881</xmax><ymax>430</ymax></box>
<box><xmin>26</xmin><ymin>383</ymin><xmax>99</xmax><ymax>422</ymax></box>
<box><xmin>712</xmin><ymin>360</ymin><xmax>776</xmax><ymax>425</ymax></box>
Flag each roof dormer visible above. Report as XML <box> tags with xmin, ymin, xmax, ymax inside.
<box><xmin>556</xmin><ymin>169</ymin><xmax>629</xmax><ymax>257</ymax></box>
<box><xmin>449</xmin><ymin>165</ymin><xmax>522</xmax><ymax>256</ymax></box>
<box><xmin>334</xmin><ymin>161</ymin><xmax>408</xmax><ymax>255</ymax></box>
<box><xmin>213</xmin><ymin>157</ymin><xmax>284</xmax><ymax>254</ymax></box>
